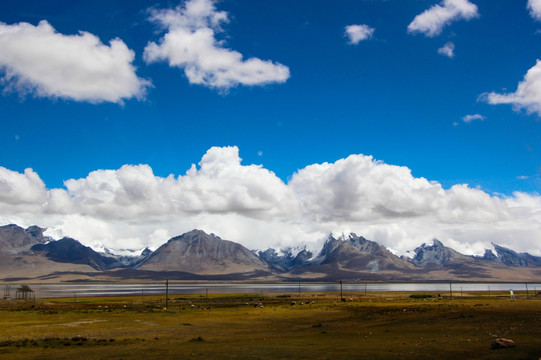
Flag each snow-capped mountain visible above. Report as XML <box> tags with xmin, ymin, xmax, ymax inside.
<box><xmin>1</xmin><ymin>223</ymin><xmax>541</xmax><ymax>282</ymax></box>
<box><xmin>482</xmin><ymin>243</ymin><xmax>541</xmax><ymax>267</ymax></box>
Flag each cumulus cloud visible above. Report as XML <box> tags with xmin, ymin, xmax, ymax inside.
<box><xmin>0</xmin><ymin>20</ymin><xmax>150</xmax><ymax>103</ymax></box>
<box><xmin>528</xmin><ymin>0</ymin><xmax>541</xmax><ymax>21</ymax></box>
<box><xmin>344</xmin><ymin>24</ymin><xmax>375</xmax><ymax>45</ymax></box>
<box><xmin>0</xmin><ymin>146</ymin><xmax>540</xmax><ymax>256</ymax></box>
<box><xmin>289</xmin><ymin>154</ymin><xmax>446</xmax><ymax>222</ymax></box>
<box><xmin>482</xmin><ymin>60</ymin><xmax>541</xmax><ymax>116</ymax></box>
<box><xmin>0</xmin><ymin>167</ymin><xmax>46</xmax><ymax>210</ymax></box>
<box><xmin>143</xmin><ymin>0</ymin><xmax>290</xmax><ymax>90</ymax></box>
<box><xmin>46</xmin><ymin>146</ymin><xmax>299</xmax><ymax>222</ymax></box>
<box><xmin>289</xmin><ymin>155</ymin><xmax>510</xmax><ymax>226</ymax></box>
<box><xmin>438</xmin><ymin>41</ymin><xmax>455</xmax><ymax>58</ymax></box>
<box><xmin>407</xmin><ymin>0</ymin><xmax>479</xmax><ymax>37</ymax></box>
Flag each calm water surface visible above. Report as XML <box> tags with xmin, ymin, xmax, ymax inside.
<box><xmin>18</xmin><ymin>282</ymin><xmax>541</xmax><ymax>298</ymax></box>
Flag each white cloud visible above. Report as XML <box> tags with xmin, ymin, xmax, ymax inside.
<box><xmin>143</xmin><ymin>0</ymin><xmax>290</xmax><ymax>90</ymax></box>
<box><xmin>344</xmin><ymin>24</ymin><xmax>375</xmax><ymax>45</ymax></box>
<box><xmin>462</xmin><ymin>113</ymin><xmax>485</xmax><ymax>123</ymax></box>
<box><xmin>0</xmin><ymin>167</ymin><xmax>47</xmax><ymax>213</ymax></box>
<box><xmin>56</xmin><ymin>146</ymin><xmax>299</xmax><ymax>220</ymax></box>
<box><xmin>0</xmin><ymin>20</ymin><xmax>150</xmax><ymax>103</ymax></box>
<box><xmin>528</xmin><ymin>0</ymin><xmax>541</xmax><ymax>21</ymax></box>
<box><xmin>482</xmin><ymin>60</ymin><xmax>541</xmax><ymax>116</ymax></box>
<box><xmin>0</xmin><ymin>146</ymin><xmax>540</xmax><ymax>257</ymax></box>
<box><xmin>438</xmin><ymin>41</ymin><xmax>455</xmax><ymax>58</ymax></box>
<box><xmin>289</xmin><ymin>156</ymin><xmax>511</xmax><ymax>226</ymax></box>
<box><xmin>407</xmin><ymin>0</ymin><xmax>479</xmax><ymax>37</ymax></box>
<box><xmin>289</xmin><ymin>154</ymin><xmax>446</xmax><ymax>222</ymax></box>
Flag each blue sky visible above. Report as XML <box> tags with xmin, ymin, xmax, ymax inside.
<box><xmin>1</xmin><ymin>0</ymin><xmax>541</xmax><ymax>255</ymax></box>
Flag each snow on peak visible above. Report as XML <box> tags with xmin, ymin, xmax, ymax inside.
<box><xmin>330</xmin><ymin>231</ymin><xmax>351</xmax><ymax>241</ymax></box>
<box><xmin>102</xmin><ymin>246</ymin><xmax>149</xmax><ymax>257</ymax></box>
<box><xmin>43</xmin><ymin>227</ymin><xmax>65</xmax><ymax>240</ymax></box>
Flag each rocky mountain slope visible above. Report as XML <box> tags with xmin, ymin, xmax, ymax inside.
<box><xmin>30</xmin><ymin>238</ymin><xmax>149</xmax><ymax>271</ymax></box>
<box><xmin>411</xmin><ymin>240</ymin><xmax>477</xmax><ymax>267</ymax></box>
<box><xmin>138</xmin><ymin>229</ymin><xmax>273</xmax><ymax>275</ymax></box>
<box><xmin>0</xmin><ymin>224</ymin><xmax>48</xmax><ymax>254</ymax></box>
<box><xmin>257</xmin><ymin>247</ymin><xmax>312</xmax><ymax>271</ymax></box>
<box><xmin>317</xmin><ymin>233</ymin><xmax>417</xmax><ymax>270</ymax></box>
<box><xmin>482</xmin><ymin>244</ymin><xmax>541</xmax><ymax>267</ymax></box>
<box><xmin>281</xmin><ymin>233</ymin><xmax>422</xmax><ymax>281</ymax></box>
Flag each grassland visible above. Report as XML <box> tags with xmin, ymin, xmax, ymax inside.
<box><xmin>0</xmin><ymin>291</ymin><xmax>539</xmax><ymax>359</ymax></box>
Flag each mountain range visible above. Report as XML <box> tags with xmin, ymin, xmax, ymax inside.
<box><xmin>1</xmin><ymin>224</ymin><xmax>540</xmax><ymax>282</ymax></box>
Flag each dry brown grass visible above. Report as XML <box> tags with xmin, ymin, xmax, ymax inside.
<box><xmin>0</xmin><ymin>292</ymin><xmax>539</xmax><ymax>359</ymax></box>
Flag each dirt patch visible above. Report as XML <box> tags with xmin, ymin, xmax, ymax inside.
<box><xmin>60</xmin><ymin>319</ymin><xmax>107</xmax><ymax>327</ymax></box>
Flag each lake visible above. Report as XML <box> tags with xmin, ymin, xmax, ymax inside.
<box><xmin>13</xmin><ymin>282</ymin><xmax>541</xmax><ymax>298</ymax></box>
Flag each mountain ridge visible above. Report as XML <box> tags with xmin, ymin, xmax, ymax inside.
<box><xmin>1</xmin><ymin>224</ymin><xmax>540</xmax><ymax>282</ymax></box>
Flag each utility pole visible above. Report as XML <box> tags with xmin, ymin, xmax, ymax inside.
<box><xmin>165</xmin><ymin>280</ymin><xmax>169</xmax><ymax>309</ymax></box>
<box><xmin>3</xmin><ymin>285</ymin><xmax>10</xmax><ymax>299</ymax></box>
<box><xmin>449</xmin><ymin>283</ymin><xmax>453</xmax><ymax>300</ymax></box>
<box><xmin>340</xmin><ymin>280</ymin><xmax>343</xmax><ymax>301</ymax></box>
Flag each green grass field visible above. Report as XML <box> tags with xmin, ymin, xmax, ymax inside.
<box><xmin>0</xmin><ymin>292</ymin><xmax>539</xmax><ymax>359</ymax></box>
